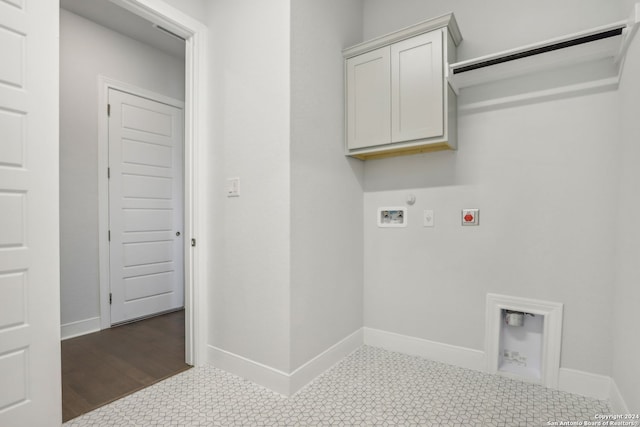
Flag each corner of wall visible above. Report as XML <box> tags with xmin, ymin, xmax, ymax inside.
<box><xmin>612</xmin><ymin>9</ymin><xmax>640</xmax><ymax>414</ymax></box>
<box><xmin>609</xmin><ymin>378</ymin><xmax>631</xmax><ymax>414</ymax></box>
<box><xmin>208</xmin><ymin>329</ymin><xmax>364</xmax><ymax>396</ymax></box>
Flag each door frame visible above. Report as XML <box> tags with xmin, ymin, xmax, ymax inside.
<box><xmin>97</xmin><ymin>0</ymin><xmax>208</xmax><ymax>366</ymax></box>
<box><xmin>98</xmin><ymin>79</ymin><xmax>185</xmax><ymax>326</ymax></box>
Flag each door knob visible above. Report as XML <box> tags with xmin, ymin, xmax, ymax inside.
<box><xmin>176</xmin><ymin>231</ymin><xmax>181</xmax><ymax>237</ymax></box>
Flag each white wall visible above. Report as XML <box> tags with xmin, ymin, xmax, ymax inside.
<box><xmin>157</xmin><ymin>0</ymin><xmax>208</xmax><ymax>23</ymax></box>
<box><xmin>363</xmin><ymin>0</ymin><xmax>625</xmax><ymax>60</ymax></box>
<box><xmin>290</xmin><ymin>0</ymin><xmax>364</xmax><ymax>370</ymax></box>
<box><xmin>362</xmin><ymin>1</ymin><xmax>627</xmax><ymax>376</ymax></box>
<box><xmin>613</xmin><ymin>9</ymin><xmax>640</xmax><ymax>412</ymax></box>
<box><xmin>203</xmin><ymin>0</ymin><xmax>639</xmax><ymax>405</ymax></box>
<box><xmin>208</xmin><ymin>0</ymin><xmax>293</xmax><ymax>372</ymax></box>
<box><xmin>206</xmin><ymin>0</ymin><xmax>366</xmax><ymax>377</ymax></box>
<box><xmin>59</xmin><ymin>10</ymin><xmax>185</xmax><ymax>326</ymax></box>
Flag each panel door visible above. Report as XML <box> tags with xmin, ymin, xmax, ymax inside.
<box><xmin>108</xmin><ymin>89</ymin><xmax>184</xmax><ymax>325</ymax></box>
<box><xmin>0</xmin><ymin>0</ymin><xmax>62</xmax><ymax>425</ymax></box>
<box><xmin>346</xmin><ymin>46</ymin><xmax>391</xmax><ymax>150</ymax></box>
<box><xmin>391</xmin><ymin>30</ymin><xmax>444</xmax><ymax>143</ymax></box>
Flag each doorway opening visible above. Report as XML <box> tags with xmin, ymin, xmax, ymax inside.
<box><xmin>61</xmin><ymin>310</ymin><xmax>190</xmax><ymax>421</ymax></box>
<box><xmin>59</xmin><ymin>0</ymin><xmax>207</xmax><ymax>421</ymax></box>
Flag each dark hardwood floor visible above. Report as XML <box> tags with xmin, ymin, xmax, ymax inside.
<box><xmin>61</xmin><ymin>310</ymin><xmax>191</xmax><ymax>422</ymax></box>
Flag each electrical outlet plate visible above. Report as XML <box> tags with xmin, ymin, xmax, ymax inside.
<box><xmin>378</xmin><ymin>207</ymin><xmax>407</xmax><ymax>228</ymax></box>
<box><xmin>462</xmin><ymin>209</ymin><xmax>479</xmax><ymax>226</ymax></box>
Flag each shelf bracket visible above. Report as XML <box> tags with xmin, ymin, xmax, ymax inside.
<box><xmin>615</xmin><ymin>3</ymin><xmax>640</xmax><ymax>66</ymax></box>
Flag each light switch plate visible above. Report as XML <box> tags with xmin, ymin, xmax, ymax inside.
<box><xmin>226</xmin><ymin>177</ymin><xmax>240</xmax><ymax>197</ymax></box>
<box><xmin>462</xmin><ymin>209</ymin><xmax>479</xmax><ymax>226</ymax></box>
<box><xmin>423</xmin><ymin>210</ymin><xmax>434</xmax><ymax>227</ymax></box>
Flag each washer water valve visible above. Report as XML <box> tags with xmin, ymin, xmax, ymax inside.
<box><xmin>504</xmin><ymin>310</ymin><xmax>534</xmax><ymax>327</ymax></box>
<box><xmin>462</xmin><ymin>209</ymin><xmax>479</xmax><ymax>226</ymax></box>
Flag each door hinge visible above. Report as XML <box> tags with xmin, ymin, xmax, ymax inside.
<box><xmin>191</xmin><ymin>238</ymin><xmax>196</xmax><ymax>247</ymax></box>
<box><xmin>109</xmin><ymin>293</ymin><xmax>112</xmax><ymax>305</ymax></box>
<box><xmin>107</xmin><ymin>103</ymin><xmax>111</xmax><ymax>117</ymax></box>
<box><xmin>108</xmin><ymin>230</ymin><xmax>111</xmax><ymax>241</ymax></box>
<box><xmin>107</xmin><ymin>167</ymin><xmax>110</xmax><ymax>179</ymax></box>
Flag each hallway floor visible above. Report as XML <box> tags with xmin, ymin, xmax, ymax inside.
<box><xmin>61</xmin><ymin>310</ymin><xmax>190</xmax><ymax>422</ymax></box>
<box><xmin>63</xmin><ymin>345</ymin><xmax>610</xmax><ymax>426</ymax></box>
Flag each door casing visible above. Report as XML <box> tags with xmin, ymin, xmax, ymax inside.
<box><xmin>97</xmin><ymin>0</ymin><xmax>208</xmax><ymax>366</ymax></box>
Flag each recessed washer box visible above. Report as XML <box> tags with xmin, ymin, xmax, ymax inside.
<box><xmin>377</xmin><ymin>207</ymin><xmax>407</xmax><ymax>227</ymax></box>
<box><xmin>486</xmin><ymin>294</ymin><xmax>563</xmax><ymax>387</ymax></box>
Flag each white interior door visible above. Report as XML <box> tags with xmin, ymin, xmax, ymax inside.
<box><xmin>108</xmin><ymin>88</ymin><xmax>184</xmax><ymax>325</ymax></box>
<box><xmin>0</xmin><ymin>0</ymin><xmax>61</xmax><ymax>426</ymax></box>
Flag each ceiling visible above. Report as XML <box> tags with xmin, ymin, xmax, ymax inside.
<box><xmin>60</xmin><ymin>0</ymin><xmax>185</xmax><ymax>59</ymax></box>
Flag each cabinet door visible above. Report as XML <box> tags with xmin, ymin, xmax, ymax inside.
<box><xmin>391</xmin><ymin>30</ymin><xmax>443</xmax><ymax>143</ymax></box>
<box><xmin>346</xmin><ymin>46</ymin><xmax>391</xmax><ymax>150</ymax></box>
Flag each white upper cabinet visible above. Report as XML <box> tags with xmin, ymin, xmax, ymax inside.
<box><xmin>346</xmin><ymin>47</ymin><xmax>391</xmax><ymax>150</ymax></box>
<box><xmin>344</xmin><ymin>14</ymin><xmax>462</xmax><ymax>160</ymax></box>
<box><xmin>391</xmin><ymin>31</ymin><xmax>443</xmax><ymax>143</ymax></box>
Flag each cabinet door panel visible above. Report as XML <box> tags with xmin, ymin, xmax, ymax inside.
<box><xmin>346</xmin><ymin>47</ymin><xmax>391</xmax><ymax>150</ymax></box>
<box><xmin>391</xmin><ymin>30</ymin><xmax>443</xmax><ymax>143</ymax></box>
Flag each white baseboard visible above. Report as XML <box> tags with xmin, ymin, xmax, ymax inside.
<box><xmin>207</xmin><ymin>345</ymin><xmax>291</xmax><ymax>396</ymax></box>
<box><xmin>289</xmin><ymin>328</ymin><xmax>363</xmax><ymax>394</ymax></box>
<box><xmin>609</xmin><ymin>379</ymin><xmax>630</xmax><ymax>414</ymax></box>
<box><xmin>208</xmin><ymin>328</ymin><xmax>364</xmax><ymax>396</ymax></box>
<box><xmin>61</xmin><ymin>316</ymin><xmax>101</xmax><ymax>340</ymax></box>
<box><xmin>363</xmin><ymin>327</ymin><xmax>485</xmax><ymax>372</ymax></box>
<box><xmin>558</xmin><ymin>368</ymin><xmax>611</xmax><ymax>400</ymax></box>
<box><xmin>365</xmin><ymin>328</ymin><xmax>632</xmax><ymax>410</ymax></box>
<box><xmin>558</xmin><ymin>371</ymin><xmax>634</xmax><ymax>412</ymax></box>
<box><xmin>208</xmin><ymin>326</ymin><xmax>631</xmax><ymax>411</ymax></box>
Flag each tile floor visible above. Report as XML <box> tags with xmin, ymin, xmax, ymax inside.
<box><xmin>64</xmin><ymin>346</ymin><xmax>619</xmax><ymax>427</ymax></box>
